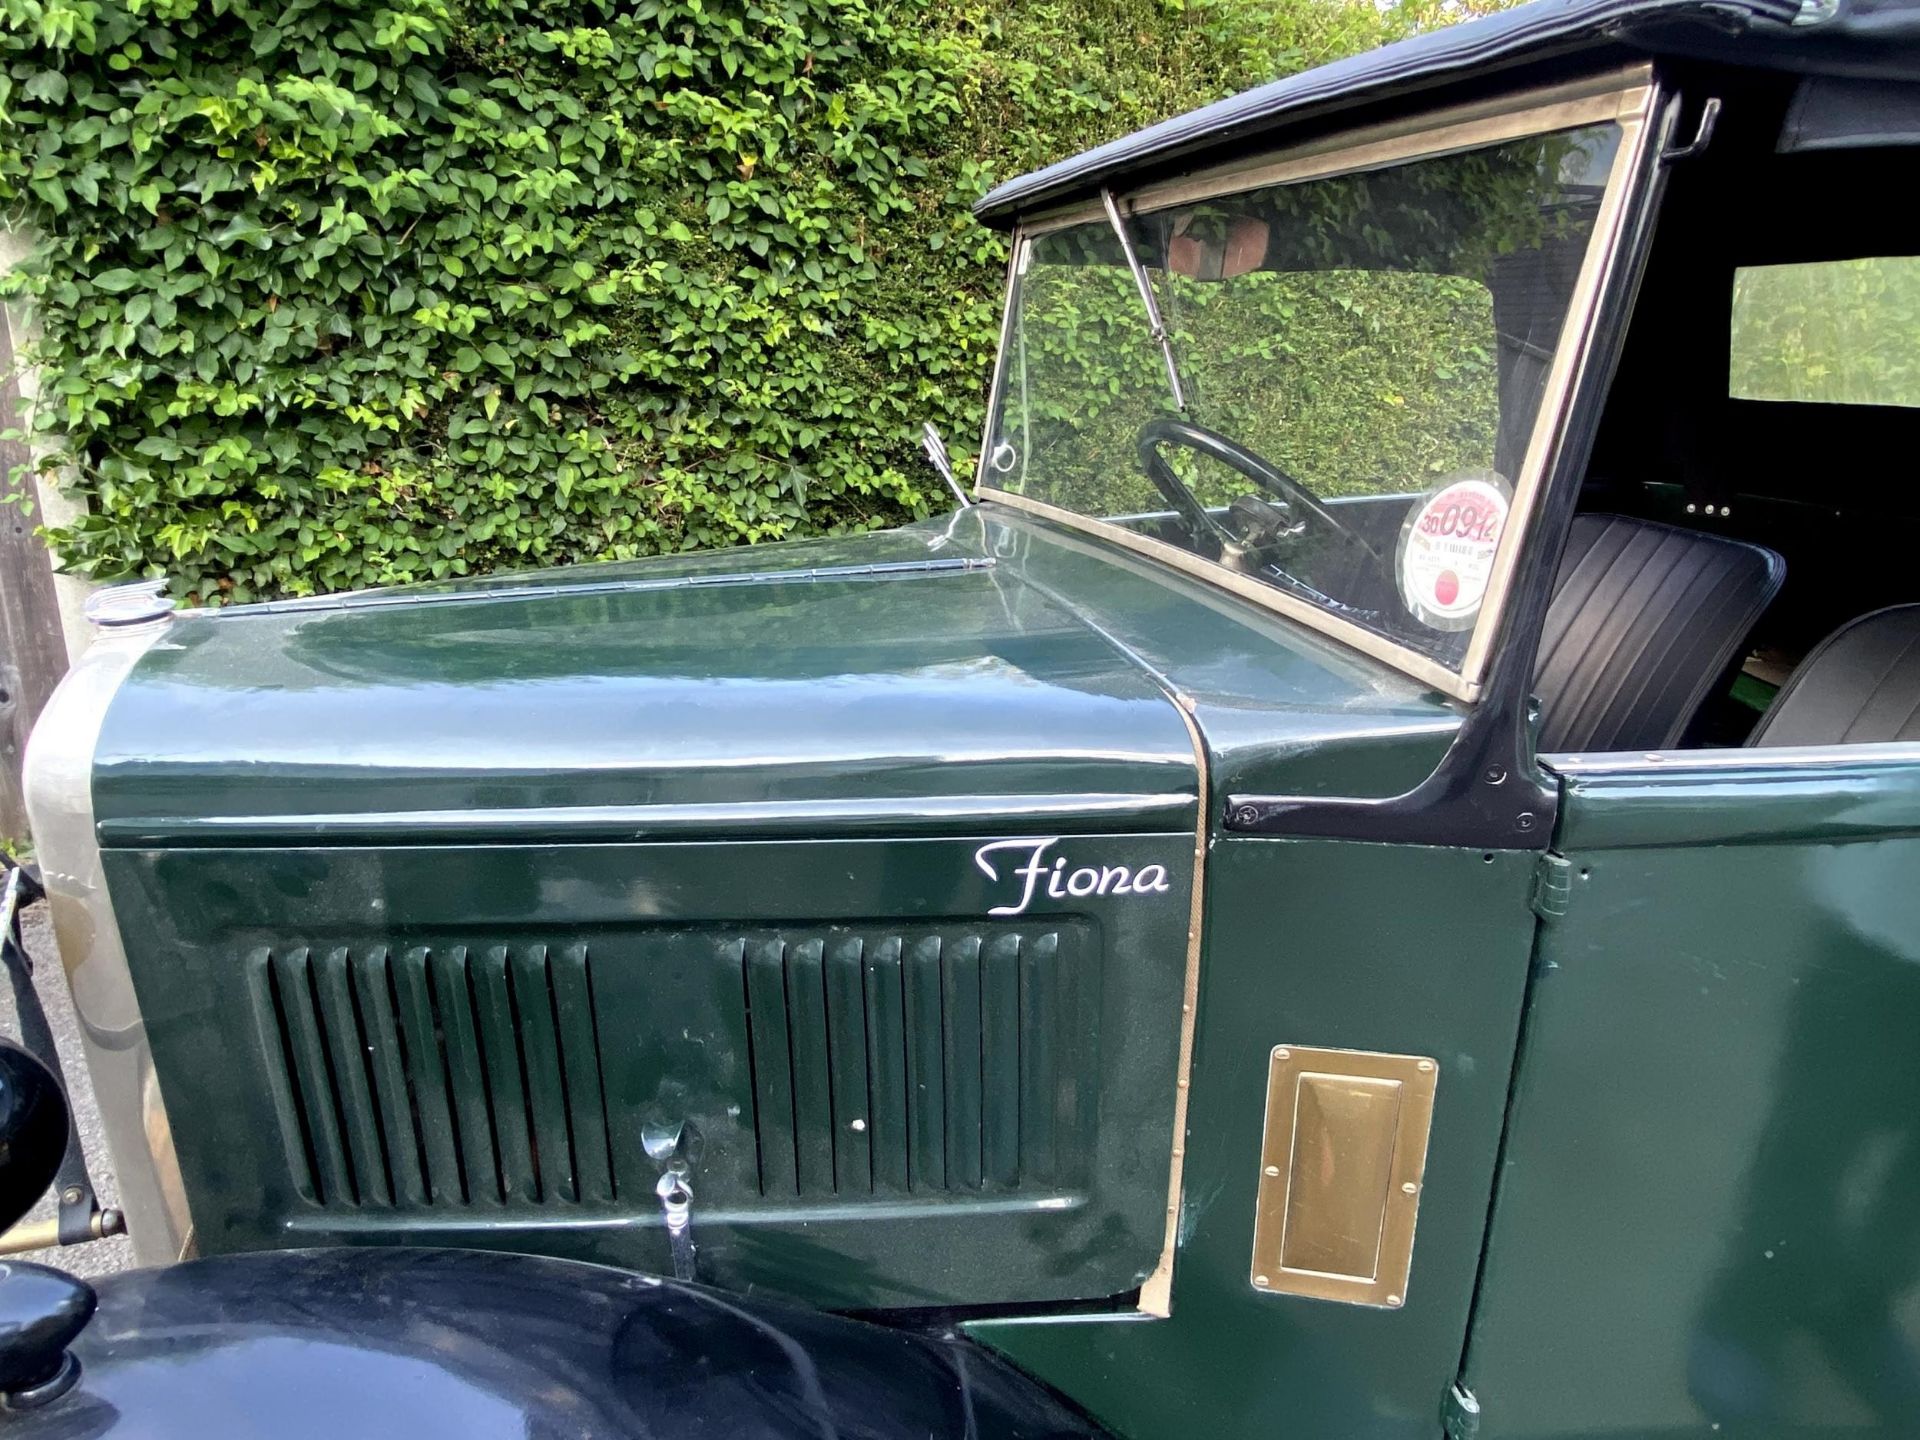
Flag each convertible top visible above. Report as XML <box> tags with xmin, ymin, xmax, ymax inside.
<box><xmin>973</xmin><ymin>0</ymin><xmax>1920</xmax><ymax>227</ymax></box>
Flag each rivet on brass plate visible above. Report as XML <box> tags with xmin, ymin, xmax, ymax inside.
<box><xmin>1249</xmin><ymin>1045</ymin><xmax>1438</xmax><ymax>1308</ymax></box>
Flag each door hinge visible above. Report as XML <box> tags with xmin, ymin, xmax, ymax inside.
<box><xmin>1529</xmin><ymin>850</ymin><xmax>1572</xmax><ymax>921</ymax></box>
<box><xmin>1441</xmin><ymin>1381</ymin><xmax>1482</xmax><ymax>1440</ymax></box>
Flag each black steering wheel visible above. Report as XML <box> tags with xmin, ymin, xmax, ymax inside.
<box><xmin>1135</xmin><ymin>417</ymin><xmax>1379</xmax><ymax>570</ymax></box>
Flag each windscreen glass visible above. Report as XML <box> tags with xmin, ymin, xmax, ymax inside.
<box><xmin>983</xmin><ymin>121</ymin><xmax>1623</xmax><ymax>672</ymax></box>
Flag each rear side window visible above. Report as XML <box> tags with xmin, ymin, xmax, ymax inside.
<box><xmin>1730</xmin><ymin>257</ymin><xmax>1920</xmax><ymax>408</ymax></box>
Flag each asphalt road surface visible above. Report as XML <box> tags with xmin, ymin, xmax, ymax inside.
<box><xmin>2</xmin><ymin>901</ymin><xmax>137</xmax><ymax>1278</ymax></box>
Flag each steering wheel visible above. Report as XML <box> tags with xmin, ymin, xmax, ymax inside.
<box><xmin>1135</xmin><ymin>417</ymin><xmax>1380</xmax><ymax>570</ymax></box>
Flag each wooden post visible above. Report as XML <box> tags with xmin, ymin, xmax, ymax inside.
<box><xmin>0</xmin><ymin>302</ymin><xmax>70</xmax><ymax>843</ymax></box>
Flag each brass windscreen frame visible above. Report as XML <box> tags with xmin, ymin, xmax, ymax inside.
<box><xmin>974</xmin><ymin>69</ymin><xmax>1658</xmax><ymax>704</ymax></box>
<box><xmin>1250</xmin><ymin>1045</ymin><xmax>1439</xmax><ymax>1308</ymax></box>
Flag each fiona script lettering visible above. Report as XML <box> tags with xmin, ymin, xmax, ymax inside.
<box><xmin>973</xmin><ymin>838</ymin><xmax>1172</xmax><ymax>917</ymax></box>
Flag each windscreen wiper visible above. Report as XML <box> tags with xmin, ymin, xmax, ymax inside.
<box><xmin>1101</xmin><ymin>188</ymin><xmax>1187</xmax><ymax>413</ymax></box>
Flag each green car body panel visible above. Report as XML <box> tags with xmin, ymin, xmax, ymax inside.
<box><xmin>1462</xmin><ymin>756</ymin><xmax>1920</xmax><ymax>1439</ymax></box>
<box><xmin>970</xmin><ymin>839</ymin><xmax>1541</xmax><ymax>1439</ymax></box>
<box><xmin>84</xmin><ymin>500</ymin><xmax>1506</xmax><ymax>1425</ymax></box>
<box><xmin>22</xmin><ymin>0</ymin><xmax>1920</xmax><ymax>1435</ymax></box>
<box><xmin>90</xmin><ymin>510</ymin><xmax>1452</xmax><ymax>837</ymax></box>
<box><xmin>91</xmin><ymin>506</ymin><xmax>1463</xmax><ymax>1322</ymax></box>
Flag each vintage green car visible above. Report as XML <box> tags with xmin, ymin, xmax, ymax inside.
<box><xmin>6</xmin><ymin>0</ymin><xmax>1920</xmax><ymax>1433</ymax></box>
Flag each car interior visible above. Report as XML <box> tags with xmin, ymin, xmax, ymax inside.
<box><xmin>1537</xmin><ymin>70</ymin><xmax>1920</xmax><ymax>755</ymax></box>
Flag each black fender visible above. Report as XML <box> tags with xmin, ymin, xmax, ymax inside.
<box><xmin>1</xmin><ymin>1247</ymin><xmax>1107</xmax><ymax>1438</ymax></box>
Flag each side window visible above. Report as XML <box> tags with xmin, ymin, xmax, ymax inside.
<box><xmin>1730</xmin><ymin>256</ymin><xmax>1920</xmax><ymax>408</ymax></box>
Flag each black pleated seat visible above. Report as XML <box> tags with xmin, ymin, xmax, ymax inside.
<box><xmin>1534</xmin><ymin>514</ymin><xmax>1785</xmax><ymax>753</ymax></box>
<box><xmin>1749</xmin><ymin>604</ymin><xmax>1920</xmax><ymax>747</ymax></box>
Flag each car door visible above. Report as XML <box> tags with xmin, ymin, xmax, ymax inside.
<box><xmin>1458</xmin><ymin>746</ymin><xmax>1920</xmax><ymax>1439</ymax></box>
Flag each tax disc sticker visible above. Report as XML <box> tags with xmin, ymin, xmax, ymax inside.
<box><xmin>1396</xmin><ymin>471</ymin><xmax>1511</xmax><ymax>632</ymax></box>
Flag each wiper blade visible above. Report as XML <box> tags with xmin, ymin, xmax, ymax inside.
<box><xmin>1102</xmin><ymin>188</ymin><xmax>1187</xmax><ymax>413</ymax></box>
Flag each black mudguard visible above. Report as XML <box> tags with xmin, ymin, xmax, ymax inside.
<box><xmin>6</xmin><ymin>1247</ymin><xmax>1108</xmax><ymax>1438</ymax></box>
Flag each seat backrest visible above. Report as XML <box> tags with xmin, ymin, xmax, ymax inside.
<box><xmin>1749</xmin><ymin>604</ymin><xmax>1920</xmax><ymax>747</ymax></box>
<box><xmin>1534</xmin><ymin>513</ymin><xmax>1784</xmax><ymax>753</ymax></box>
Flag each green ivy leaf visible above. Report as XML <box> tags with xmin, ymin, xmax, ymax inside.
<box><xmin>23</xmin><ymin>70</ymin><xmax>68</xmax><ymax>104</ymax></box>
<box><xmin>0</xmin><ymin>0</ymin><xmax>1421</xmax><ymax>602</ymax></box>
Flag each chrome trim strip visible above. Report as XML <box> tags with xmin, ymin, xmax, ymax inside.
<box><xmin>97</xmin><ymin>791</ymin><xmax>1200</xmax><ymax>848</ymax></box>
<box><xmin>986</xmin><ymin>493</ymin><xmax>1476</xmax><ymax>699</ymax></box>
<box><xmin>23</xmin><ymin>620</ymin><xmax>192</xmax><ymax>1264</ymax></box>
<box><xmin>1546</xmin><ymin>743</ymin><xmax>1920</xmax><ymax>776</ymax></box>
<box><xmin>987</xmin><ymin>565</ymin><xmax>1214</xmax><ymax>1317</ymax></box>
<box><xmin>287</xmin><ymin>1190</ymin><xmax>1081</xmax><ymax>1234</ymax></box>
<box><xmin>976</xmin><ymin>72</ymin><xmax>1656</xmax><ymax>705</ymax></box>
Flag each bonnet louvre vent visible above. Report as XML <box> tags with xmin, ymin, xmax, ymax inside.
<box><xmin>740</xmin><ymin>928</ymin><xmax>1093</xmax><ymax>1197</ymax></box>
<box><xmin>248</xmin><ymin>944</ymin><xmax>615</xmax><ymax>1210</ymax></box>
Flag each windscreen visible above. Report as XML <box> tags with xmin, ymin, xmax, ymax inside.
<box><xmin>983</xmin><ymin>121</ymin><xmax>1623</xmax><ymax>673</ymax></box>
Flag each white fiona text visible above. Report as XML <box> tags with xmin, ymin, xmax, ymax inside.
<box><xmin>973</xmin><ymin>837</ymin><xmax>1172</xmax><ymax>917</ymax></box>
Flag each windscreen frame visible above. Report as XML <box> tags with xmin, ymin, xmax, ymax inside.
<box><xmin>975</xmin><ymin>68</ymin><xmax>1658</xmax><ymax>702</ymax></box>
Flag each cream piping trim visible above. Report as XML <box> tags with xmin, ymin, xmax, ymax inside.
<box><xmin>1138</xmin><ymin>690</ymin><xmax>1210</xmax><ymax>1317</ymax></box>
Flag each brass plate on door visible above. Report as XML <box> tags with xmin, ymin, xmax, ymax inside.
<box><xmin>1250</xmin><ymin>1045</ymin><xmax>1438</xmax><ymax>1308</ymax></box>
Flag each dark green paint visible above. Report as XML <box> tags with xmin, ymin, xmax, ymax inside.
<box><xmin>978</xmin><ymin>511</ymin><xmax>1463</xmax><ymax>800</ymax></box>
<box><xmin>97</xmin><ymin>490</ymin><xmax>1920</xmax><ymax>1437</ymax></box>
<box><xmin>788</xmin><ymin>938</ymin><xmax>839</xmax><ymax>1192</ymax></box>
<box><xmin>1461</xmin><ymin>757</ymin><xmax>1920</xmax><ymax>1439</ymax></box>
<box><xmin>106</xmin><ymin>835</ymin><xmax>1190</xmax><ymax>1310</ymax></box>
<box><xmin>92</xmin><ymin>509</ymin><xmax>1455</xmax><ymax>845</ymax></box>
<box><xmin>1551</xmin><ymin>755</ymin><xmax>1920</xmax><ymax>849</ymax></box>
<box><xmin>970</xmin><ymin>839</ymin><xmax>1541</xmax><ymax>1440</ymax></box>
<box><xmin>87</xmin><ymin>497</ymin><xmax>1486</xmax><ymax>1432</ymax></box>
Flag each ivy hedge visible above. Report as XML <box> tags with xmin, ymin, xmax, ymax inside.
<box><xmin>0</xmin><ymin>0</ymin><xmax>1441</xmax><ymax>602</ymax></box>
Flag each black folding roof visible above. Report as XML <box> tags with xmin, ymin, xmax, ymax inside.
<box><xmin>973</xmin><ymin>0</ymin><xmax>1920</xmax><ymax>227</ymax></box>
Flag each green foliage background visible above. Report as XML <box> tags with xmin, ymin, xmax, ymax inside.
<box><xmin>1005</xmin><ymin>263</ymin><xmax>1499</xmax><ymax>519</ymax></box>
<box><xmin>0</xmin><ymin>0</ymin><xmax>1446</xmax><ymax>602</ymax></box>
<box><xmin>1730</xmin><ymin>256</ymin><xmax>1920</xmax><ymax>408</ymax></box>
